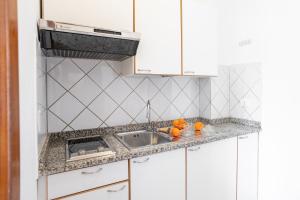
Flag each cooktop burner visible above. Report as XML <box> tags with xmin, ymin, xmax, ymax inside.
<box><xmin>66</xmin><ymin>136</ymin><xmax>115</xmax><ymax>162</ymax></box>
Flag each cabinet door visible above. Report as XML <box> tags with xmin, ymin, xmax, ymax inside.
<box><xmin>187</xmin><ymin>137</ymin><xmax>237</xmax><ymax>200</ymax></box>
<box><xmin>182</xmin><ymin>0</ymin><xmax>218</xmax><ymax>76</ymax></box>
<box><xmin>135</xmin><ymin>0</ymin><xmax>181</xmax><ymax>75</ymax></box>
<box><xmin>48</xmin><ymin>160</ymin><xmax>128</xmax><ymax>199</ymax></box>
<box><xmin>60</xmin><ymin>181</ymin><xmax>128</xmax><ymax>200</ymax></box>
<box><xmin>130</xmin><ymin>149</ymin><xmax>185</xmax><ymax>200</ymax></box>
<box><xmin>237</xmin><ymin>133</ymin><xmax>258</xmax><ymax>200</ymax></box>
<box><xmin>43</xmin><ymin>0</ymin><xmax>133</xmax><ymax>31</ymax></box>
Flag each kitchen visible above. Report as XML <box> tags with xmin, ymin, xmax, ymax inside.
<box><xmin>1</xmin><ymin>0</ymin><xmax>300</xmax><ymax>200</ymax></box>
<box><xmin>37</xmin><ymin>0</ymin><xmax>262</xmax><ymax>198</ymax></box>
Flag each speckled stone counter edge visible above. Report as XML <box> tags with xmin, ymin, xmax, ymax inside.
<box><xmin>39</xmin><ymin>117</ymin><xmax>261</xmax><ymax>176</ymax></box>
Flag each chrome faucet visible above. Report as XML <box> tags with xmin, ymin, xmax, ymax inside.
<box><xmin>146</xmin><ymin>100</ymin><xmax>151</xmax><ymax>124</ymax></box>
<box><xmin>146</xmin><ymin>100</ymin><xmax>155</xmax><ymax>132</ymax></box>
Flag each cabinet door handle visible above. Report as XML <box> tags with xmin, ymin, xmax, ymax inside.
<box><xmin>238</xmin><ymin>135</ymin><xmax>249</xmax><ymax>140</ymax></box>
<box><xmin>133</xmin><ymin>157</ymin><xmax>150</xmax><ymax>163</ymax></box>
<box><xmin>188</xmin><ymin>146</ymin><xmax>201</xmax><ymax>151</ymax></box>
<box><xmin>107</xmin><ymin>185</ymin><xmax>126</xmax><ymax>193</ymax></box>
<box><xmin>184</xmin><ymin>71</ymin><xmax>195</xmax><ymax>74</ymax></box>
<box><xmin>137</xmin><ymin>69</ymin><xmax>152</xmax><ymax>73</ymax></box>
<box><xmin>81</xmin><ymin>167</ymin><xmax>103</xmax><ymax>175</ymax></box>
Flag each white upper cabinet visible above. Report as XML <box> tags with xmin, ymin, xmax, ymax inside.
<box><xmin>43</xmin><ymin>0</ymin><xmax>218</xmax><ymax>76</ymax></box>
<box><xmin>187</xmin><ymin>137</ymin><xmax>237</xmax><ymax>200</ymax></box>
<box><xmin>42</xmin><ymin>0</ymin><xmax>133</xmax><ymax>31</ymax></box>
<box><xmin>182</xmin><ymin>0</ymin><xmax>218</xmax><ymax>76</ymax></box>
<box><xmin>237</xmin><ymin>133</ymin><xmax>259</xmax><ymax>200</ymax></box>
<box><xmin>130</xmin><ymin>149</ymin><xmax>185</xmax><ymax>200</ymax></box>
<box><xmin>134</xmin><ymin>0</ymin><xmax>181</xmax><ymax>75</ymax></box>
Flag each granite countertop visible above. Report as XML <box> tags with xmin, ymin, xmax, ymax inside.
<box><xmin>39</xmin><ymin>118</ymin><xmax>261</xmax><ymax>176</ymax></box>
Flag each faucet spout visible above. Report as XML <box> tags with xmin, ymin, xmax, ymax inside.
<box><xmin>146</xmin><ymin>100</ymin><xmax>154</xmax><ymax>132</ymax></box>
<box><xmin>146</xmin><ymin>100</ymin><xmax>151</xmax><ymax>124</ymax></box>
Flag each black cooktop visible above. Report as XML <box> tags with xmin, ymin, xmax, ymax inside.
<box><xmin>66</xmin><ymin>136</ymin><xmax>115</xmax><ymax>161</ymax></box>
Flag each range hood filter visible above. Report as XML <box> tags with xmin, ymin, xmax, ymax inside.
<box><xmin>38</xmin><ymin>19</ymin><xmax>140</xmax><ymax>61</ymax></box>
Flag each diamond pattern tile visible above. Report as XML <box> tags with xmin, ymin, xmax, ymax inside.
<box><xmin>88</xmin><ymin>92</ymin><xmax>118</xmax><ymax>121</ymax></box>
<box><xmin>46</xmin><ymin>57</ymin><xmax>262</xmax><ymax>132</ymax></box>
<box><xmin>151</xmin><ymin>92</ymin><xmax>170</xmax><ymax>116</ymax></box>
<box><xmin>161</xmin><ymin>105</ymin><xmax>180</xmax><ymax>121</ymax></box>
<box><xmin>49</xmin><ymin>93</ymin><xmax>85</xmax><ymax>124</ymax></box>
<box><xmin>48</xmin><ymin>111</ymin><xmax>68</xmax><ymax>133</ymax></box>
<box><xmin>199</xmin><ymin>64</ymin><xmax>261</xmax><ymax>121</ymax></box>
<box><xmin>48</xmin><ymin>59</ymin><xmax>85</xmax><ymax>89</ymax></box>
<box><xmin>135</xmin><ymin>77</ymin><xmax>159</xmax><ymax>101</ymax></box>
<box><xmin>105</xmin><ymin>77</ymin><xmax>132</xmax><ymax>104</ymax></box>
<box><xmin>173</xmin><ymin>92</ymin><xmax>191</xmax><ymax>114</ymax></box>
<box><xmin>149</xmin><ymin>76</ymin><xmax>170</xmax><ymax>89</ymax></box>
<box><xmin>71</xmin><ymin>58</ymin><xmax>100</xmax><ymax>73</ymax></box>
<box><xmin>183</xmin><ymin>103</ymin><xmax>200</xmax><ymax>119</ymax></box>
<box><xmin>105</xmin><ymin>107</ymin><xmax>133</xmax><ymax>126</ymax></box>
<box><xmin>173</xmin><ymin>76</ymin><xmax>191</xmax><ymax>89</ymax></box>
<box><xmin>46</xmin><ymin>57</ymin><xmax>64</xmax><ymax>72</ymax></box>
<box><xmin>70</xmin><ymin>76</ymin><xmax>102</xmax><ymax>106</ymax></box>
<box><xmin>230</xmin><ymin>63</ymin><xmax>262</xmax><ymax>121</ymax></box>
<box><xmin>160</xmin><ymin>79</ymin><xmax>180</xmax><ymax>102</ymax></box>
<box><xmin>70</xmin><ymin>109</ymin><xmax>102</xmax><ymax>130</ymax></box>
<box><xmin>88</xmin><ymin>61</ymin><xmax>119</xmax><ymax>89</ymax></box>
<box><xmin>182</xmin><ymin>78</ymin><xmax>200</xmax><ymax>100</ymax></box>
<box><xmin>210</xmin><ymin>66</ymin><xmax>230</xmax><ymax>119</ymax></box>
<box><xmin>123</xmin><ymin>76</ymin><xmax>145</xmax><ymax>89</ymax></box>
<box><xmin>47</xmin><ymin>75</ymin><xmax>66</xmax><ymax>106</ymax></box>
<box><xmin>121</xmin><ymin>92</ymin><xmax>145</xmax><ymax>119</ymax></box>
<box><xmin>199</xmin><ymin>78</ymin><xmax>211</xmax><ymax>119</ymax></box>
<box><xmin>134</xmin><ymin>106</ymin><xmax>148</xmax><ymax>123</ymax></box>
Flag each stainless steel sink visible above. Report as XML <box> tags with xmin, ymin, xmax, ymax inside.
<box><xmin>115</xmin><ymin>130</ymin><xmax>172</xmax><ymax>149</ymax></box>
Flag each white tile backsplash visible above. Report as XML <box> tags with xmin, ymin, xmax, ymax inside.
<box><xmin>47</xmin><ymin>58</ymin><xmax>201</xmax><ymax>132</ymax></box>
<box><xmin>46</xmin><ymin>57</ymin><xmax>261</xmax><ymax>132</ymax></box>
<box><xmin>48</xmin><ymin>59</ymin><xmax>85</xmax><ymax>89</ymax></box>
<box><xmin>199</xmin><ymin>78</ymin><xmax>211</xmax><ymax>119</ymax></box>
<box><xmin>211</xmin><ymin>66</ymin><xmax>230</xmax><ymax>119</ymax></box>
<box><xmin>49</xmin><ymin>92</ymin><xmax>85</xmax><ymax>125</ymax></box>
<box><xmin>230</xmin><ymin>63</ymin><xmax>262</xmax><ymax>121</ymax></box>
<box><xmin>199</xmin><ymin>63</ymin><xmax>262</xmax><ymax>121</ymax></box>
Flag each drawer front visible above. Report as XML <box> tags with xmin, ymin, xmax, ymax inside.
<box><xmin>48</xmin><ymin>160</ymin><xmax>128</xmax><ymax>199</ymax></box>
<box><xmin>60</xmin><ymin>181</ymin><xmax>129</xmax><ymax>200</ymax></box>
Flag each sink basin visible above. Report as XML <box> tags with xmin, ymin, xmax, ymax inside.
<box><xmin>115</xmin><ymin>130</ymin><xmax>171</xmax><ymax>149</ymax></box>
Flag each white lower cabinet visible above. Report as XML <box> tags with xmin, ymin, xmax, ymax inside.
<box><xmin>187</xmin><ymin>137</ymin><xmax>237</xmax><ymax>200</ymax></box>
<box><xmin>48</xmin><ymin>160</ymin><xmax>128</xmax><ymax>199</ymax></box>
<box><xmin>237</xmin><ymin>133</ymin><xmax>259</xmax><ymax>200</ymax></box>
<box><xmin>42</xmin><ymin>134</ymin><xmax>259</xmax><ymax>200</ymax></box>
<box><xmin>130</xmin><ymin>149</ymin><xmax>185</xmax><ymax>200</ymax></box>
<box><xmin>60</xmin><ymin>181</ymin><xmax>128</xmax><ymax>200</ymax></box>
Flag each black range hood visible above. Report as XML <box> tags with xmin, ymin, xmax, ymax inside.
<box><xmin>38</xmin><ymin>19</ymin><xmax>140</xmax><ymax>61</ymax></box>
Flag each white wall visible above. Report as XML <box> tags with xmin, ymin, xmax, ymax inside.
<box><xmin>18</xmin><ymin>0</ymin><xmax>44</xmax><ymax>199</ymax></box>
<box><xmin>217</xmin><ymin>0</ymin><xmax>262</xmax><ymax>65</ymax></box>
<box><xmin>37</xmin><ymin>45</ymin><xmax>47</xmax><ymax>152</ymax></box>
<box><xmin>259</xmin><ymin>0</ymin><xmax>300</xmax><ymax>199</ymax></box>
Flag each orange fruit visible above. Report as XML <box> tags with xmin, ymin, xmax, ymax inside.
<box><xmin>173</xmin><ymin>118</ymin><xmax>187</xmax><ymax>130</ymax></box>
<box><xmin>195</xmin><ymin>130</ymin><xmax>201</xmax><ymax>136</ymax></box>
<box><xmin>178</xmin><ymin>118</ymin><xmax>187</xmax><ymax>125</ymax></box>
<box><xmin>194</xmin><ymin>122</ymin><xmax>204</xmax><ymax>131</ymax></box>
<box><xmin>171</xmin><ymin>127</ymin><xmax>181</xmax><ymax>137</ymax></box>
<box><xmin>172</xmin><ymin>119</ymin><xmax>180</xmax><ymax>127</ymax></box>
<box><xmin>178</xmin><ymin>123</ymin><xmax>186</xmax><ymax>130</ymax></box>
